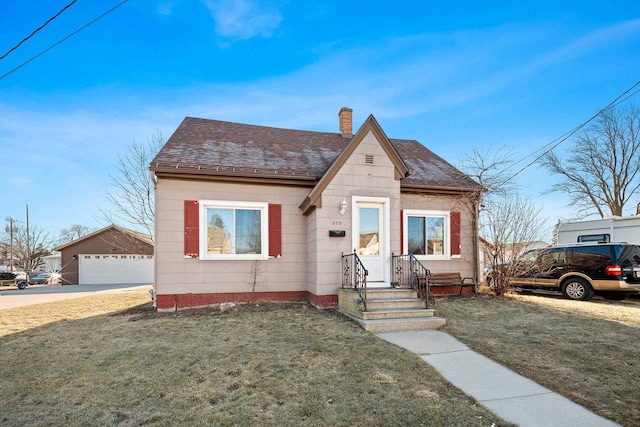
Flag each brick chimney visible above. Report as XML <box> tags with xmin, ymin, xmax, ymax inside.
<box><xmin>338</xmin><ymin>107</ymin><xmax>353</xmax><ymax>138</ymax></box>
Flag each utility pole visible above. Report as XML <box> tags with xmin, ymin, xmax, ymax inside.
<box><xmin>9</xmin><ymin>217</ymin><xmax>13</xmax><ymax>272</ymax></box>
<box><xmin>26</xmin><ymin>205</ymin><xmax>30</xmax><ymax>279</ymax></box>
<box><xmin>4</xmin><ymin>217</ymin><xmax>14</xmax><ymax>272</ymax></box>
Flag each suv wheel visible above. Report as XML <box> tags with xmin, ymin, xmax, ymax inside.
<box><xmin>562</xmin><ymin>278</ymin><xmax>594</xmax><ymax>301</ymax></box>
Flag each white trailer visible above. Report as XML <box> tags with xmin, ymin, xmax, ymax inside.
<box><xmin>557</xmin><ymin>215</ymin><xmax>640</xmax><ymax>245</ymax></box>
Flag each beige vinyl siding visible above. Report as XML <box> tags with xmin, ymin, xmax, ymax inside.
<box><xmin>154</xmin><ymin>179</ymin><xmax>309</xmax><ymax>296</ymax></box>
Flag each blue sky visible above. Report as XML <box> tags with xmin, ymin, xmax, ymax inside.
<box><xmin>1</xmin><ymin>0</ymin><xmax>639</xmax><ymax>239</ymax></box>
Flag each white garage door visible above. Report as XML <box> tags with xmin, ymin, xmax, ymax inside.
<box><xmin>79</xmin><ymin>254</ymin><xmax>154</xmax><ymax>285</ymax></box>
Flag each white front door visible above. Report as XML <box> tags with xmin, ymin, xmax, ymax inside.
<box><xmin>353</xmin><ymin>198</ymin><xmax>389</xmax><ymax>286</ymax></box>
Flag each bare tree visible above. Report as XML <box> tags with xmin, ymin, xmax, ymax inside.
<box><xmin>458</xmin><ymin>145</ymin><xmax>518</xmax><ymax>199</ymax></box>
<box><xmin>540</xmin><ymin>104</ymin><xmax>640</xmax><ymax>218</ymax></box>
<box><xmin>100</xmin><ymin>131</ymin><xmax>164</xmax><ymax>239</ymax></box>
<box><xmin>58</xmin><ymin>224</ymin><xmax>95</xmax><ymax>245</ymax></box>
<box><xmin>459</xmin><ymin>146</ymin><xmax>549</xmax><ymax>295</ymax></box>
<box><xmin>0</xmin><ymin>221</ymin><xmax>53</xmax><ymax>272</ymax></box>
<box><xmin>481</xmin><ymin>196</ymin><xmax>548</xmax><ymax>295</ymax></box>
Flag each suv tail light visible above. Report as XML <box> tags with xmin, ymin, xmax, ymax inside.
<box><xmin>606</xmin><ymin>265</ymin><xmax>622</xmax><ymax>276</ymax></box>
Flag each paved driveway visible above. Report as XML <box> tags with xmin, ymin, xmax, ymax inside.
<box><xmin>0</xmin><ymin>283</ymin><xmax>152</xmax><ymax>310</ymax></box>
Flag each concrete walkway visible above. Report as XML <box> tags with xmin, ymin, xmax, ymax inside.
<box><xmin>376</xmin><ymin>330</ymin><xmax>619</xmax><ymax>427</ymax></box>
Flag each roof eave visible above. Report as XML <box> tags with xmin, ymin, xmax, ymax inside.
<box><xmin>151</xmin><ymin>166</ymin><xmax>319</xmax><ymax>185</ymax></box>
<box><xmin>400</xmin><ymin>183</ymin><xmax>483</xmax><ymax>195</ymax></box>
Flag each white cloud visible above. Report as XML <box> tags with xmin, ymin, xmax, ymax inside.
<box><xmin>201</xmin><ymin>0</ymin><xmax>283</xmax><ymax>40</ymax></box>
<box><xmin>157</xmin><ymin>2</ymin><xmax>176</xmax><ymax>16</ymax></box>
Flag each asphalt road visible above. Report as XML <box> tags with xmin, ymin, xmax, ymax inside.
<box><xmin>0</xmin><ymin>283</ymin><xmax>152</xmax><ymax>310</ymax></box>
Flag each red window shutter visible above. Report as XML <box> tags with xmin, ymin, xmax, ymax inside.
<box><xmin>269</xmin><ymin>204</ymin><xmax>282</xmax><ymax>257</ymax></box>
<box><xmin>400</xmin><ymin>210</ymin><xmax>404</xmax><ymax>254</ymax></box>
<box><xmin>184</xmin><ymin>200</ymin><xmax>199</xmax><ymax>258</ymax></box>
<box><xmin>451</xmin><ymin>211</ymin><xmax>461</xmax><ymax>256</ymax></box>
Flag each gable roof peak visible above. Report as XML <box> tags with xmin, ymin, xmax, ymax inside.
<box><xmin>299</xmin><ymin>113</ymin><xmax>411</xmax><ymax>214</ymax></box>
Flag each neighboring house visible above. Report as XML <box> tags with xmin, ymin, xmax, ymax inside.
<box><xmin>151</xmin><ymin>108</ymin><xmax>482</xmax><ymax>311</ymax></box>
<box><xmin>55</xmin><ymin>225</ymin><xmax>154</xmax><ymax>285</ymax></box>
<box><xmin>42</xmin><ymin>253</ymin><xmax>62</xmax><ymax>272</ymax></box>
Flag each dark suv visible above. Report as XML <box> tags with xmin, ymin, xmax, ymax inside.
<box><xmin>509</xmin><ymin>243</ymin><xmax>640</xmax><ymax>301</ymax></box>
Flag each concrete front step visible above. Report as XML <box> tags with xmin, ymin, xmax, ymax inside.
<box><xmin>343</xmin><ymin>313</ymin><xmax>446</xmax><ymax>332</ymax></box>
<box><xmin>338</xmin><ymin>288</ymin><xmax>445</xmax><ymax>332</ymax></box>
<box><xmin>365</xmin><ymin>297</ymin><xmax>427</xmax><ymax>311</ymax></box>
<box><xmin>361</xmin><ymin>307</ymin><xmax>436</xmax><ymax>320</ymax></box>
<box><xmin>362</xmin><ymin>288</ymin><xmax>419</xmax><ymax>299</ymax></box>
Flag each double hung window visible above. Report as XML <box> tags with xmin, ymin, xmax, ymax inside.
<box><xmin>403</xmin><ymin>210</ymin><xmax>452</xmax><ymax>259</ymax></box>
<box><xmin>201</xmin><ymin>201</ymin><xmax>268</xmax><ymax>259</ymax></box>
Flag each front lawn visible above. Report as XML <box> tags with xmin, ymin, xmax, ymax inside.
<box><xmin>0</xmin><ymin>290</ymin><xmax>506</xmax><ymax>426</ymax></box>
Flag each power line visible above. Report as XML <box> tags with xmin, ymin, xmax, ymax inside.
<box><xmin>506</xmin><ymin>80</ymin><xmax>640</xmax><ymax>173</ymax></box>
<box><xmin>0</xmin><ymin>0</ymin><xmax>130</xmax><ymax>81</ymax></box>
<box><xmin>496</xmin><ymin>79</ymin><xmax>640</xmax><ymax>187</ymax></box>
<box><xmin>0</xmin><ymin>0</ymin><xmax>78</xmax><ymax>61</ymax></box>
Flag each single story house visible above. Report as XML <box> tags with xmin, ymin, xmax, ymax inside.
<box><xmin>150</xmin><ymin>108</ymin><xmax>482</xmax><ymax>311</ymax></box>
<box><xmin>55</xmin><ymin>225</ymin><xmax>154</xmax><ymax>285</ymax></box>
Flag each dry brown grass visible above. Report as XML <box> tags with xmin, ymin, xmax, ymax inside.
<box><xmin>0</xmin><ymin>290</ymin><xmax>508</xmax><ymax>427</ymax></box>
<box><xmin>0</xmin><ymin>288</ymin><xmax>151</xmax><ymax>337</ymax></box>
<box><xmin>436</xmin><ymin>293</ymin><xmax>640</xmax><ymax>427</ymax></box>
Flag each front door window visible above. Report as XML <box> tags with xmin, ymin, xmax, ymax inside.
<box><xmin>355</xmin><ymin>202</ymin><xmax>385</xmax><ymax>282</ymax></box>
<box><xmin>358</xmin><ymin>207</ymin><xmax>380</xmax><ymax>256</ymax></box>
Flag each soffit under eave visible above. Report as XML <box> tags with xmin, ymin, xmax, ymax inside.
<box><xmin>400</xmin><ymin>184</ymin><xmax>484</xmax><ymax>197</ymax></box>
<box><xmin>299</xmin><ymin>115</ymin><xmax>410</xmax><ymax>215</ymax></box>
<box><xmin>153</xmin><ymin>170</ymin><xmax>317</xmax><ymax>188</ymax></box>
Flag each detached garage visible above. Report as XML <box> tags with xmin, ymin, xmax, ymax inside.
<box><xmin>55</xmin><ymin>225</ymin><xmax>154</xmax><ymax>285</ymax></box>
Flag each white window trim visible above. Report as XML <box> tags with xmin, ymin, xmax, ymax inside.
<box><xmin>199</xmin><ymin>200</ymin><xmax>269</xmax><ymax>260</ymax></box>
<box><xmin>352</xmin><ymin>196</ymin><xmax>391</xmax><ymax>284</ymax></box>
<box><xmin>403</xmin><ymin>209</ymin><xmax>450</xmax><ymax>260</ymax></box>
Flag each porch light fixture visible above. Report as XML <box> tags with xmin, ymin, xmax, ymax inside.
<box><xmin>339</xmin><ymin>198</ymin><xmax>348</xmax><ymax>215</ymax></box>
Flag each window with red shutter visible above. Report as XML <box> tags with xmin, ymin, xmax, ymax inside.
<box><xmin>189</xmin><ymin>200</ymin><xmax>280</xmax><ymax>260</ymax></box>
<box><xmin>184</xmin><ymin>200</ymin><xmax>199</xmax><ymax>258</ymax></box>
<box><xmin>269</xmin><ymin>204</ymin><xmax>282</xmax><ymax>257</ymax></box>
<box><xmin>450</xmin><ymin>211</ymin><xmax>461</xmax><ymax>256</ymax></box>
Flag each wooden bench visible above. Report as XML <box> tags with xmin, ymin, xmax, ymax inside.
<box><xmin>428</xmin><ymin>272</ymin><xmax>477</xmax><ymax>296</ymax></box>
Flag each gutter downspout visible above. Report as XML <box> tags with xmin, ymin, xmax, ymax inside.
<box><xmin>471</xmin><ymin>194</ymin><xmax>481</xmax><ymax>289</ymax></box>
<box><xmin>470</xmin><ymin>193</ymin><xmax>480</xmax><ymax>295</ymax></box>
<box><xmin>150</xmin><ymin>170</ymin><xmax>158</xmax><ymax>309</ymax></box>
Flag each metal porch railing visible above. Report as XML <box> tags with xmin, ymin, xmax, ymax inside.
<box><xmin>341</xmin><ymin>250</ymin><xmax>368</xmax><ymax>310</ymax></box>
<box><xmin>391</xmin><ymin>253</ymin><xmax>434</xmax><ymax>308</ymax></box>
